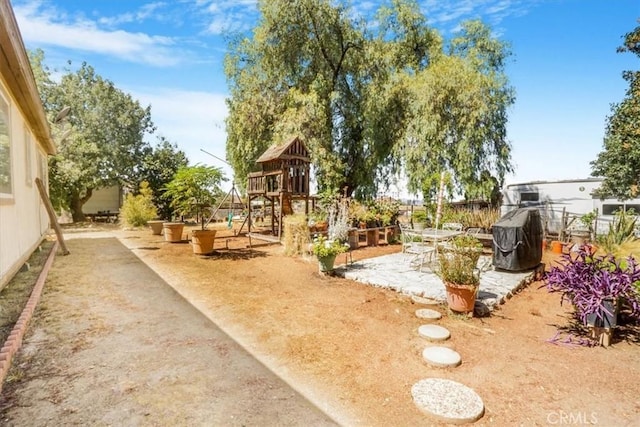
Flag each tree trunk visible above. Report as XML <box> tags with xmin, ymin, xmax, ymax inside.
<box><xmin>70</xmin><ymin>188</ymin><xmax>93</xmax><ymax>222</ymax></box>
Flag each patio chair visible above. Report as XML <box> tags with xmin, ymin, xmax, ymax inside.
<box><xmin>402</xmin><ymin>229</ymin><xmax>436</xmax><ymax>272</ymax></box>
<box><xmin>466</xmin><ymin>227</ymin><xmax>483</xmax><ymax>236</ymax></box>
<box><xmin>442</xmin><ymin>222</ymin><xmax>463</xmax><ymax>231</ymax></box>
<box><xmin>398</xmin><ymin>223</ymin><xmax>416</xmax><ymax>253</ymax></box>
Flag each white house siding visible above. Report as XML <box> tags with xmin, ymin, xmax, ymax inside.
<box><xmin>0</xmin><ymin>82</ymin><xmax>50</xmax><ymax>289</ymax></box>
<box><xmin>0</xmin><ymin>0</ymin><xmax>56</xmax><ymax>290</ymax></box>
<box><xmin>500</xmin><ymin>179</ymin><xmax>640</xmax><ymax>235</ymax></box>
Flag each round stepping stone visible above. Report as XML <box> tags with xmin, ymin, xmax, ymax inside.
<box><xmin>422</xmin><ymin>346</ymin><xmax>461</xmax><ymax>368</ymax></box>
<box><xmin>415</xmin><ymin>308</ymin><xmax>442</xmax><ymax>320</ymax></box>
<box><xmin>418</xmin><ymin>324</ymin><xmax>450</xmax><ymax>341</ymax></box>
<box><xmin>411</xmin><ymin>295</ymin><xmax>439</xmax><ymax>305</ymax></box>
<box><xmin>412</xmin><ymin>378</ymin><xmax>484</xmax><ymax>424</ymax></box>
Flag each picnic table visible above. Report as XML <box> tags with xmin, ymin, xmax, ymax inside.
<box><xmin>85</xmin><ymin>211</ymin><xmax>119</xmax><ymax>223</ymax></box>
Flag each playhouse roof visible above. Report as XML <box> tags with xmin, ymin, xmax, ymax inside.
<box><xmin>256</xmin><ymin>136</ymin><xmax>310</xmax><ymax>163</ymax></box>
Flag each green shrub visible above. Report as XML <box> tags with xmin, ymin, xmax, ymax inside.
<box><xmin>120</xmin><ymin>181</ymin><xmax>157</xmax><ymax>227</ymax></box>
<box><xmin>598</xmin><ymin>209</ymin><xmax>637</xmax><ymax>252</ymax></box>
<box><xmin>412</xmin><ymin>209</ymin><xmax>428</xmax><ymax>223</ymax></box>
<box><xmin>437</xmin><ymin>235</ymin><xmax>483</xmax><ymax>286</ymax></box>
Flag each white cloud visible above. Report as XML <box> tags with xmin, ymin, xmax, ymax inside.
<box><xmin>129</xmin><ymin>87</ymin><xmax>234</xmax><ymax>178</ymax></box>
<box><xmin>13</xmin><ymin>0</ymin><xmax>183</xmax><ymax>67</ymax></box>
<box><xmin>195</xmin><ymin>0</ymin><xmax>258</xmax><ymax>35</ymax></box>
<box><xmin>419</xmin><ymin>0</ymin><xmax>540</xmax><ymax>30</ymax></box>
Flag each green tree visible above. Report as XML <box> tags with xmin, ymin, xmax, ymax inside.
<box><xmin>224</xmin><ymin>0</ymin><xmax>513</xmax><ymax>200</ymax></box>
<box><xmin>29</xmin><ymin>50</ymin><xmax>155</xmax><ymax>221</ymax></box>
<box><xmin>225</xmin><ymin>0</ymin><xmax>436</xmax><ymax>197</ymax></box>
<box><xmin>163</xmin><ymin>165</ymin><xmax>226</xmax><ymax>224</ymax></box>
<box><xmin>137</xmin><ymin>136</ymin><xmax>189</xmax><ymax>220</ymax></box>
<box><xmin>399</xmin><ymin>20</ymin><xmax>514</xmax><ymax>200</ymax></box>
<box><xmin>591</xmin><ymin>23</ymin><xmax>640</xmax><ymax>200</ymax></box>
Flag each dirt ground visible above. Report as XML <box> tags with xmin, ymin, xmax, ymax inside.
<box><xmin>2</xmin><ymin>223</ymin><xmax>640</xmax><ymax>426</ymax></box>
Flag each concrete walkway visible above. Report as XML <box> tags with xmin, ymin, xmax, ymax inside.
<box><xmin>337</xmin><ymin>252</ymin><xmax>542</xmax><ymax>314</ymax></box>
<box><xmin>1</xmin><ymin>236</ymin><xmax>337</xmax><ymax>426</ymax></box>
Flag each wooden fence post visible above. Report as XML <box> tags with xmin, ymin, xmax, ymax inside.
<box><xmin>35</xmin><ymin>177</ymin><xmax>69</xmax><ymax>255</ymax></box>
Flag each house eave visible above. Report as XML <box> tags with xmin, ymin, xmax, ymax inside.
<box><xmin>0</xmin><ymin>0</ymin><xmax>56</xmax><ymax>155</ymax></box>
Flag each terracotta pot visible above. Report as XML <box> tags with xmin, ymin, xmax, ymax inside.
<box><xmin>444</xmin><ymin>282</ymin><xmax>478</xmax><ymax>315</ymax></box>
<box><xmin>148</xmin><ymin>220</ymin><xmax>164</xmax><ymax>235</ymax></box>
<box><xmin>315</xmin><ymin>221</ymin><xmax>328</xmax><ymax>232</ymax></box>
<box><xmin>191</xmin><ymin>229</ymin><xmax>217</xmax><ymax>255</ymax></box>
<box><xmin>163</xmin><ymin>222</ymin><xmax>185</xmax><ymax>243</ymax></box>
<box><xmin>551</xmin><ymin>240</ymin><xmax>563</xmax><ymax>254</ymax></box>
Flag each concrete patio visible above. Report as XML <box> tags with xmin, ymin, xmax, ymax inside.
<box><xmin>336</xmin><ymin>252</ymin><xmax>544</xmax><ymax>315</ymax></box>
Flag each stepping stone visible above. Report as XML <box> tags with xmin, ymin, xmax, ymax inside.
<box><xmin>418</xmin><ymin>324</ymin><xmax>450</xmax><ymax>342</ymax></box>
<box><xmin>411</xmin><ymin>295</ymin><xmax>440</xmax><ymax>305</ymax></box>
<box><xmin>415</xmin><ymin>308</ymin><xmax>442</xmax><ymax>320</ymax></box>
<box><xmin>412</xmin><ymin>378</ymin><xmax>484</xmax><ymax>424</ymax></box>
<box><xmin>422</xmin><ymin>346</ymin><xmax>461</xmax><ymax>368</ymax></box>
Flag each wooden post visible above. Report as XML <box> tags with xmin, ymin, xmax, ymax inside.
<box><xmin>559</xmin><ymin>207</ymin><xmax>567</xmax><ymax>242</ymax></box>
<box><xmin>35</xmin><ymin>177</ymin><xmax>69</xmax><ymax>255</ymax></box>
<box><xmin>278</xmin><ymin>192</ymin><xmax>284</xmax><ymax>240</ymax></box>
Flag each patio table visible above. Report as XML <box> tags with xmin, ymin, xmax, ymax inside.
<box><xmin>420</xmin><ymin>228</ymin><xmax>464</xmax><ymax>242</ymax></box>
<box><xmin>398</xmin><ymin>227</ymin><xmax>459</xmax><ymax>271</ymax></box>
<box><xmin>420</xmin><ymin>228</ymin><xmax>465</xmax><ymax>258</ymax></box>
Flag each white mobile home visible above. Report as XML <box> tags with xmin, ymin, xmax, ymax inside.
<box><xmin>501</xmin><ymin>178</ymin><xmax>640</xmax><ymax>235</ymax></box>
<box><xmin>0</xmin><ymin>0</ymin><xmax>56</xmax><ymax>289</ymax></box>
<box><xmin>82</xmin><ymin>185</ymin><xmax>122</xmax><ymax>215</ymax></box>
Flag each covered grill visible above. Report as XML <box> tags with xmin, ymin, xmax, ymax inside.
<box><xmin>492</xmin><ymin>207</ymin><xmax>543</xmax><ymax>271</ymax></box>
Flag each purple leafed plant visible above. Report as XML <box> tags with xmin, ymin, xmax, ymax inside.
<box><xmin>545</xmin><ymin>331</ymin><xmax>598</xmax><ymax>347</ymax></box>
<box><xmin>543</xmin><ymin>246</ymin><xmax>640</xmax><ymax>326</ymax></box>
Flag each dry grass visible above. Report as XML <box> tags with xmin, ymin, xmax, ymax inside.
<box><xmin>611</xmin><ymin>240</ymin><xmax>640</xmax><ymax>259</ymax></box>
<box><xmin>283</xmin><ymin>214</ymin><xmax>311</xmax><ymax>256</ymax></box>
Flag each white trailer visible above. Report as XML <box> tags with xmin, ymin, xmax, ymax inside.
<box><xmin>500</xmin><ymin>178</ymin><xmax>640</xmax><ymax>236</ymax></box>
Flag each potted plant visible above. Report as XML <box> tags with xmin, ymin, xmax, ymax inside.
<box><xmin>437</xmin><ymin>235</ymin><xmax>484</xmax><ymax>316</ymax></box>
<box><xmin>147</xmin><ymin>219</ymin><xmax>165</xmax><ymax>235</ymax></box>
<box><xmin>348</xmin><ymin>200</ymin><xmax>368</xmax><ymax>228</ymax></box>
<box><xmin>163</xmin><ymin>164</ymin><xmax>225</xmax><ymax>252</ymax></box>
<box><xmin>309</xmin><ymin>210</ymin><xmax>328</xmax><ymax>232</ymax></box>
<box><xmin>312</xmin><ymin>234</ymin><xmax>348</xmax><ymax>274</ymax></box>
<box><xmin>411</xmin><ymin>209</ymin><xmax>428</xmax><ymax>231</ymax></box>
<box><xmin>544</xmin><ymin>247</ymin><xmax>640</xmax><ymax>346</ymax></box>
<box><xmin>568</xmin><ymin>213</ymin><xmax>593</xmax><ymax>246</ymax></box>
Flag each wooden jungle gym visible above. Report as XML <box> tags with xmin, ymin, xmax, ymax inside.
<box><xmin>247</xmin><ymin>136</ymin><xmax>311</xmax><ymax>241</ymax></box>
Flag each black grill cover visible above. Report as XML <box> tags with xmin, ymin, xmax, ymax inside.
<box><xmin>492</xmin><ymin>208</ymin><xmax>543</xmax><ymax>271</ymax></box>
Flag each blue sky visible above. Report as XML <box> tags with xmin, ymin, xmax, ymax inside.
<box><xmin>10</xmin><ymin>0</ymin><xmax>639</xmax><ymax>194</ymax></box>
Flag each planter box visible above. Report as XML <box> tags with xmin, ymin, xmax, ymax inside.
<box><xmin>148</xmin><ymin>220</ymin><xmax>164</xmax><ymax>235</ymax></box>
<box><xmin>163</xmin><ymin>222</ymin><xmax>185</xmax><ymax>243</ymax></box>
<box><xmin>586</xmin><ymin>299</ymin><xmax>618</xmax><ymax>329</ymax></box>
<box><xmin>586</xmin><ymin>299</ymin><xmax>618</xmax><ymax>347</ymax></box>
<box><xmin>191</xmin><ymin>229</ymin><xmax>216</xmax><ymax>255</ymax></box>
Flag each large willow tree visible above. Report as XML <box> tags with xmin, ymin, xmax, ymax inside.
<box><xmin>225</xmin><ymin>0</ymin><xmax>514</xmax><ymax>199</ymax></box>
<box><xmin>401</xmin><ymin>20</ymin><xmax>515</xmax><ymax>199</ymax></box>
